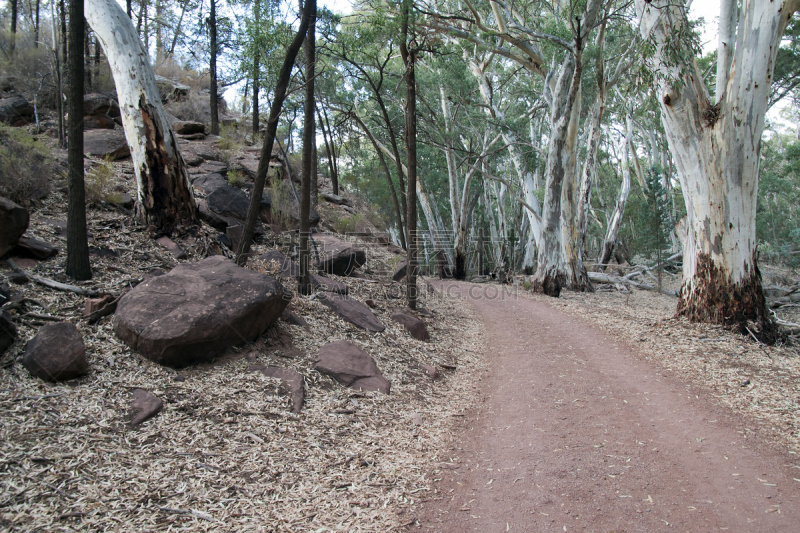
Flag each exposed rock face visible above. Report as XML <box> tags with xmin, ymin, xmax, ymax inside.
<box><xmin>130</xmin><ymin>389</ymin><xmax>163</xmax><ymax>426</ymax></box>
<box><xmin>202</xmin><ymin>185</ymin><xmax>263</xmax><ymax>235</ymax></box>
<box><xmin>0</xmin><ymin>196</ymin><xmax>29</xmax><ymax>257</ymax></box>
<box><xmin>172</xmin><ymin>121</ymin><xmax>205</xmax><ymax>135</ymax></box>
<box><xmin>314</xmin><ymin>341</ymin><xmax>390</xmax><ymax>394</ymax></box>
<box><xmin>83</xmin><ymin>93</ymin><xmax>121</xmax><ymax>130</ymax></box>
<box><xmin>154</xmin><ymin>75</ymin><xmax>190</xmax><ymax>102</ymax></box>
<box><xmin>390</xmin><ymin>312</ymin><xmax>430</xmax><ymax>341</ymax></box>
<box><xmin>250</xmin><ymin>365</ymin><xmax>305</xmax><ymax>413</ymax></box>
<box><xmin>114</xmin><ymin>256</ymin><xmax>291</xmax><ymax>367</ymax></box>
<box><xmin>0</xmin><ymin>310</ymin><xmax>16</xmax><ymax>355</ymax></box>
<box><xmin>84</xmin><ymin>129</ymin><xmax>130</xmax><ymax>160</ymax></box>
<box><xmin>280</xmin><ymin>308</ymin><xmax>309</xmax><ymax>328</ymax></box>
<box><xmin>0</xmin><ymin>95</ymin><xmax>34</xmax><ymax>126</ymax></box>
<box><xmin>83</xmin><ymin>93</ymin><xmax>121</xmax><ymax>117</ymax></box>
<box><xmin>392</xmin><ymin>262</ymin><xmax>407</xmax><ymax>282</ymax></box>
<box><xmin>316</xmin><ymin>292</ymin><xmax>384</xmax><ymax>332</ymax></box>
<box><xmin>14</xmin><ymin>236</ymin><xmax>59</xmax><ymax>259</ymax></box>
<box><xmin>313</xmin><ymin>235</ymin><xmax>366</xmax><ymax>276</ymax></box>
<box><xmin>22</xmin><ymin>322</ymin><xmax>88</xmax><ymax>381</ymax></box>
<box><xmin>310</xmin><ymin>274</ymin><xmax>348</xmax><ymax>295</ymax></box>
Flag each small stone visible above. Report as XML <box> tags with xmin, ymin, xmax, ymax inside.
<box><xmin>420</xmin><ymin>363</ymin><xmax>438</xmax><ymax>379</ymax></box>
<box><xmin>365</xmin><ymin>299</ymin><xmax>376</xmax><ymax>308</ymax></box>
<box><xmin>391</xmin><ymin>312</ymin><xmax>430</xmax><ymax>341</ymax></box>
<box><xmin>280</xmin><ymin>308</ymin><xmax>309</xmax><ymax>328</ymax></box>
<box><xmin>250</xmin><ymin>365</ymin><xmax>305</xmax><ymax>413</ymax></box>
<box><xmin>13</xmin><ymin>258</ymin><xmax>37</xmax><ymax>269</ymax></box>
<box><xmin>130</xmin><ymin>389</ymin><xmax>163</xmax><ymax>426</ymax></box>
<box><xmin>22</xmin><ymin>322</ymin><xmax>88</xmax><ymax>381</ymax></box>
<box><xmin>392</xmin><ymin>262</ymin><xmax>407</xmax><ymax>282</ymax></box>
<box><xmin>14</xmin><ymin>236</ymin><xmax>59</xmax><ymax>259</ymax></box>
<box><xmin>83</xmin><ymin>294</ymin><xmax>116</xmax><ymax>317</ymax></box>
<box><xmin>410</xmin><ymin>413</ymin><xmax>423</xmax><ymax>426</ymax></box>
<box><xmin>314</xmin><ymin>340</ymin><xmax>390</xmax><ymax>394</ymax></box>
<box><xmin>316</xmin><ymin>292</ymin><xmax>385</xmax><ymax>332</ymax></box>
<box><xmin>8</xmin><ymin>272</ymin><xmax>28</xmax><ymax>284</ymax></box>
<box><xmin>155</xmin><ymin>236</ymin><xmax>187</xmax><ymax>260</ymax></box>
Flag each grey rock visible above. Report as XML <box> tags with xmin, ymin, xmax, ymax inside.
<box><xmin>0</xmin><ymin>196</ymin><xmax>29</xmax><ymax>257</ymax></box>
<box><xmin>316</xmin><ymin>292</ymin><xmax>384</xmax><ymax>332</ymax></box>
<box><xmin>22</xmin><ymin>322</ymin><xmax>87</xmax><ymax>381</ymax></box>
<box><xmin>390</xmin><ymin>312</ymin><xmax>430</xmax><ymax>341</ymax></box>
<box><xmin>314</xmin><ymin>341</ymin><xmax>390</xmax><ymax>394</ymax></box>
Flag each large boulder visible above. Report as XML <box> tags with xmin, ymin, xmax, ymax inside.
<box><xmin>83</xmin><ymin>93</ymin><xmax>120</xmax><ymax>130</ymax></box>
<box><xmin>173</xmin><ymin>121</ymin><xmax>205</xmax><ymax>135</ymax></box>
<box><xmin>114</xmin><ymin>256</ymin><xmax>291</xmax><ymax>367</ymax></box>
<box><xmin>316</xmin><ymin>292</ymin><xmax>384</xmax><ymax>332</ymax></box>
<box><xmin>154</xmin><ymin>75</ymin><xmax>190</xmax><ymax>102</ymax></box>
<box><xmin>22</xmin><ymin>322</ymin><xmax>88</xmax><ymax>381</ymax></box>
<box><xmin>0</xmin><ymin>196</ymin><xmax>29</xmax><ymax>257</ymax></box>
<box><xmin>84</xmin><ymin>129</ymin><xmax>130</xmax><ymax>160</ymax></box>
<box><xmin>314</xmin><ymin>341</ymin><xmax>390</xmax><ymax>394</ymax></box>
<box><xmin>83</xmin><ymin>93</ymin><xmax>120</xmax><ymax>117</ymax></box>
<box><xmin>197</xmin><ymin>187</ymin><xmax>263</xmax><ymax>236</ymax></box>
<box><xmin>0</xmin><ymin>95</ymin><xmax>34</xmax><ymax>126</ymax></box>
<box><xmin>313</xmin><ymin>235</ymin><xmax>366</xmax><ymax>276</ymax></box>
<box><xmin>0</xmin><ymin>310</ymin><xmax>16</xmax><ymax>355</ymax></box>
<box><xmin>390</xmin><ymin>312</ymin><xmax>430</xmax><ymax>341</ymax></box>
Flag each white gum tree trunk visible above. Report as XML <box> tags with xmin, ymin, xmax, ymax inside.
<box><xmin>467</xmin><ymin>53</ymin><xmax>544</xmax><ymax>270</ymax></box>
<box><xmin>636</xmin><ymin>0</ymin><xmax>800</xmax><ymax>338</ymax></box>
<box><xmin>598</xmin><ymin>112</ymin><xmax>634</xmax><ymax>268</ymax></box>
<box><xmin>86</xmin><ymin>0</ymin><xmax>197</xmax><ymax>233</ymax></box>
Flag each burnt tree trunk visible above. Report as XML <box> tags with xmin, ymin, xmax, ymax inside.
<box><xmin>66</xmin><ymin>0</ymin><xmax>91</xmax><ymax>280</ymax></box>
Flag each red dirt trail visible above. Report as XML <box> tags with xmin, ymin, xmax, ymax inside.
<box><xmin>409</xmin><ymin>281</ymin><xmax>800</xmax><ymax>532</ymax></box>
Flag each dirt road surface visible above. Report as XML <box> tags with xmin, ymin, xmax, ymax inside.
<box><xmin>410</xmin><ymin>281</ymin><xmax>800</xmax><ymax>532</ymax></box>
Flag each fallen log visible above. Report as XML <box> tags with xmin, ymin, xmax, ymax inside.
<box><xmin>587</xmin><ymin>272</ymin><xmax>677</xmax><ymax>296</ymax></box>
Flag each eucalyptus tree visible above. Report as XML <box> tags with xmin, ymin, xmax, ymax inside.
<box><xmin>323</xmin><ymin>13</ymin><xmax>409</xmax><ymax>247</ymax></box>
<box><xmin>635</xmin><ymin>0</ymin><xmax>799</xmax><ymax>339</ymax></box>
<box><xmin>86</xmin><ymin>0</ymin><xmax>199</xmax><ymax>232</ymax></box>
<box><xmin>425</xmin><ymin>0</ymin><xmax>606</xmax><ymax>295</ymax></box>
<box><xmin>236</xmin><ymin>0</ymin><xmax>314</xmax><ymax>262</ymax></box>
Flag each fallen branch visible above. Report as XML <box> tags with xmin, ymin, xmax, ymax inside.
<box><xmin>587</xmin><ymin>272</ymin><xmax>677</xmax><ymax>296</ymax></box>
<box><xmin>85</xmin><ymin>294</ymin><xmax>123</xmax><ymax>324</ymax></box>
<box><xmin>5</xmin><ymin>259</ymin><xmax>100</xmax><ymax>297</ymax></box>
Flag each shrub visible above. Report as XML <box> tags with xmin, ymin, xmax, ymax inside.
<box><xmin>84</xmin><ymin>158</ymin><xmax>115</xmax><ymax>206</ymax></box>
<box><xmin>227</xmin><ymin>169</ymin><xmax>246</xmax><ymax>187</ymax></box>
<box><xmin>0</xmin><ymin>124</ymin><xmax>53</xmax><ymax>205</ymax></box>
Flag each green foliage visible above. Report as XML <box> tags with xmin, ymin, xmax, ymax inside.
<box><xmin>636</xmin><ymin>166</ymin><xmax>672</xmax><ymax>288</ymax></box>
<box><xmin>758</xmin><ymin>137</ymin><xmax>800</xmax><ymax>267</ymax></box>
<box><xmin>227</xmin><ymin>169</ymin><xmax>246</xmax><ymax>187</ymax></box>
<box><xmin>0</xmin><ymin>125</ymin><xmax>53</xmax><ymax>205</ymax></box>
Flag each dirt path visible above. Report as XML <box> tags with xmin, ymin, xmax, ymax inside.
<box><xmin>410</xmin><ymin>281</ymin><xmax>800</xmax><ymax>532</ymax></box>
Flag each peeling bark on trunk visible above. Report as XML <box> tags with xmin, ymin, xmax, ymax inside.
<box><xmin>86</xmin><ymin>0</ymin><xmax>198</xmax><ymax>234</ymax></box>
<box><xmin>636</xmin><ymin>0</ymin><xmax>800</xmax><ymax>341</ymax></box>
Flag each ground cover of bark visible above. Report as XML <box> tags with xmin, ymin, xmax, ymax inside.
<box><xmin>0</xmin><ymin>182</ymin><xmax>489</xmax><ymax>531</ymax></box>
